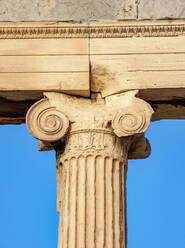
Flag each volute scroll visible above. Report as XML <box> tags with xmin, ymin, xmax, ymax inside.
<box><xmin>106</xmin><ymin>91</ymin><xmax>154</xmax><ymax>137</ymax></box>
<box><xmin>112</xmin><ymin>100</ymin><xmax>153</xmax><ymax>137</ymax></box>
<box><xmin>26</xmin><ymin>98</ymin><xmax>69</xmax><ymax>142</ymax></box>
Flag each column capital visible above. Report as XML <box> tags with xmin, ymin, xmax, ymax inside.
<box><xmin>26</xmin><ymin>90</ymin><xmax>153</xmax><ymax>143</ymax></box>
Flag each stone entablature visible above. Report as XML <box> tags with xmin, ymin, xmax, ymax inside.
<box><xmin>0</xmin><ymin>20</ymin><xmax>185</xmax><ymax>124</ymax></box>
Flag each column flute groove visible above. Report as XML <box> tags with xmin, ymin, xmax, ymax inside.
<box><xmin>60</xmin><ymin>150</ymin><xmax>127</xmax><ymax>248</ymax></box>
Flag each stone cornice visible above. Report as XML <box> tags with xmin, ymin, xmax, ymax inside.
<box><xmin>0</xmin><ymin>20</ymin><xmax>185</xmax><ymax>39</ymax></box>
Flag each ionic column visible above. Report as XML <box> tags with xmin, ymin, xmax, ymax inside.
<box><xmin>26</xmin><ymin>91</ymin><xmax>153</xmax><ymax>248</ymax></box>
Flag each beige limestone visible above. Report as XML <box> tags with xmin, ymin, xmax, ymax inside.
<box><xmin>26</xmin><ymin>91</ymin><xmax>153</xmax><ymax>248</ymax></box>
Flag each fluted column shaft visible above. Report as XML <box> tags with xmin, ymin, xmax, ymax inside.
<box><xmin>57</xmin><ymin>130</ymin><xmax>129</xmax><ymax>248</ymax></box>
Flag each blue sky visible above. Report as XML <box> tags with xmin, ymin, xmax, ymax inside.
<box><xmin>0</xmin><ymin>120</ymin><xmax>185</xmax><ymax>247</ymax></box>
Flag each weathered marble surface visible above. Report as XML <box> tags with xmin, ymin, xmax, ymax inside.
<box><xmin>138</xmin><ymin>0</ymin><xmax>185</xmax><ymax>19</ymax></box>
<box><xmin>0</xmin><ymin>0</ymin><xmax>137</xmax><ymax>21</ymax></box>
<box><xmin>0</xmin><ymin>0</ymin><xmax>184</xmax><ymax>21</ymax></box>
<box><xmin>0</xmin><ymin>0</ymin><xmax>185</xmax><ymax>22</ymax></box>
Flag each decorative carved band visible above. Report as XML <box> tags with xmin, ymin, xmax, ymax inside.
<box><xmin>61</xmin><ymin>130</ymin><xmax>129</xmax><ymax>161</ymax></box>
<box><xmin>0</xmin><ymin>26</ymin><xmax>89</xmax><ymax>39</ymax></box>
<box><xmin>0</xmin><ymin>23</ymin><xmax>185</xmax><ymax>39</ymax></box>
<box><xmin>89</xmin><ymin>24</ymin><xmax>185</xmax><ymax>38</ymax></box>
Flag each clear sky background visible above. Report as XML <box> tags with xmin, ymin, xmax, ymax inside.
<box><xmin>0</xmin><ymin>120</ymin><xmax>185</xmax><ymax>248</ymax></box>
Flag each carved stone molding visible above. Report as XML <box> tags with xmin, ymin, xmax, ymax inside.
<box><xmin>89</xmin><ymin>24</ymin><xmax>185</xmax><ymax>38</ymax></box>
<box><xmin>26</xmin><ymin>91</ymin><xmax>153</xmax><ymax>248</ymax></box>
<box><xmin>0</xmin><ymin>21</ymin><xmax>185</xmax><ymax>39</ymax></box>
<box><xmin>38</xmin><ymin>133</ymin><xmax>151</xmax><ymax>160</ymax></box>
